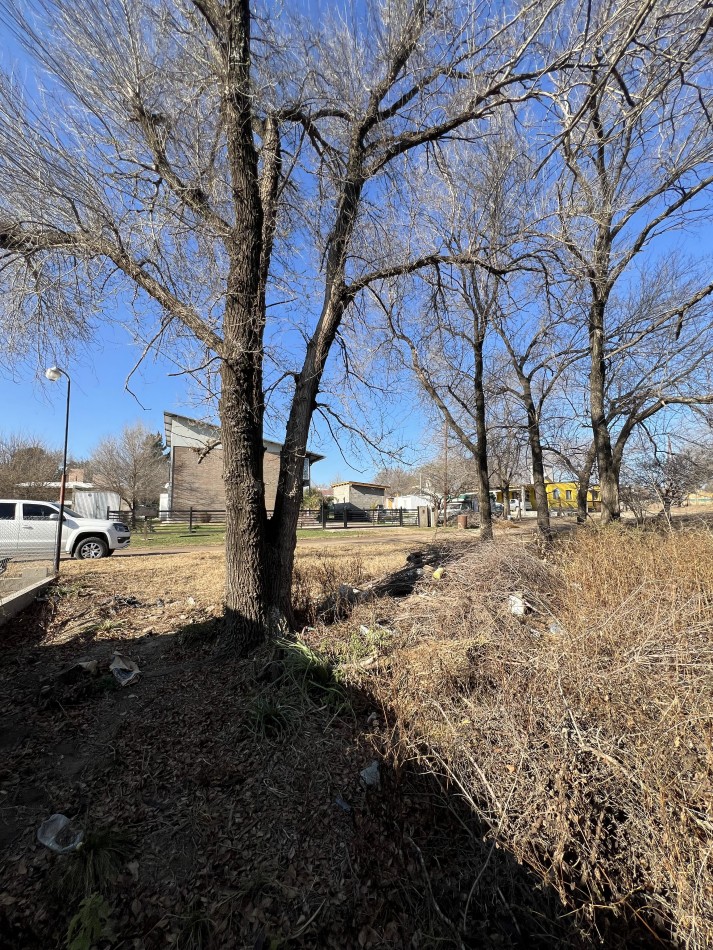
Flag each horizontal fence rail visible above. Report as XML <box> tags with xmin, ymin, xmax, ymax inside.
<box><xmin>108</xmin><ymin>507</ymin><xmax>423</xmax><ymax>531</ymax></box>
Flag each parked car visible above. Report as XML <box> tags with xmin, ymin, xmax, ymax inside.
<box><xmin>0</xmin><ymin>500</ymin><xmax>131</xmax><ymax>560</ymax></box>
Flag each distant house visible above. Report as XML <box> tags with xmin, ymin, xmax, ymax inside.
<box><xmin>17</xmin><ymin>469</ymin><xmax>123</xmax><ymax>518</ymax></box>
<box><xmin>391</xmin><ymin>493</ymin><xmax>431</xmax><ymax>509</ymax></box>
<box><xmin>164</xmin><ymin>412</ymin><xmax>323</xmax><ymax>512</ymax></box>
<box><xmin>331</xmin><ymin>481</ymin><xmax>388</xmax><ymax>512</ymax></box>
<box><xmin>490</xmin><ymin>480</ymin><xmax>601</xmax><ymax>513</ymax></box>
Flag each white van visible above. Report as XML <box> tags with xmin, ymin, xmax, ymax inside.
<box><xmin>0</xmin><ymin>500</ymin><xmax>131</xmax><ymax>560</ymax></box>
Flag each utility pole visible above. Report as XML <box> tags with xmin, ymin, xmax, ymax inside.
<box><xmin>444</xmin><ymin>417</ymin><xmax>449</xmax><ymax>519</ymax></box>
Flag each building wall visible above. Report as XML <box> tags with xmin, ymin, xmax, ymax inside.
<box><xmin>263</xmin><ymin>452</ymin><xmax>280</xmax><ymax>511</ymax></box>
<box><xmin>170</xmin><ymin>444</ymin><xmax>283</xmax><ymax>511</ymax></box>
<box><xmin>171</xmin><ymin>445</ymin><xmax>225</xmax><ymax>511</ymax></box>
<box><xmin>331</xmin><ymin>484</ymin><xmax>349</xmax><ymax>505</ymax></box>
<box><xmin>349</xmin><ymin>485</ymin><xmax>386</xmax><ymax>509</ymax></box>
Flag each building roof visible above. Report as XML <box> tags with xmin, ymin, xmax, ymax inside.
<box><xmin>331</xmin><ymin>481</ymin><xmax>389</xmax><ymax>490</ymax></box>
<box><xmin>163</xmin><ymin>411</ymin><xmax>324</xmax><ymax>462</ymax></box>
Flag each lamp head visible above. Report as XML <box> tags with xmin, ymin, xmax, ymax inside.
<box><xmin>45</xmin><ymin>366</ymin><xmax>63</xmax><ymax>381</ymax></box>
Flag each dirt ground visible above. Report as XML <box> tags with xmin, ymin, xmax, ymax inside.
<box><xmin>0</xmin><ymin>534</ymin><xmax>580</xmax><ymax>950</ymax></box>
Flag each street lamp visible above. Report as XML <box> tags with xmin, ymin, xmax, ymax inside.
<box><xmin>45</xmin><ymin>366</ymin><xmax>71</xmax><ymax>573</ymax></box>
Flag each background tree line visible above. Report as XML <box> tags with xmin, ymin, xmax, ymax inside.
<box><xmin>0</xmin><ymin>423</ymin><xmax>167</xmax><ymax>509</ymax></box>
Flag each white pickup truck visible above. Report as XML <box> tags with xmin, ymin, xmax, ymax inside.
<box><xmin>0</xmin><ymin>500</ymin><xmax>131</xmax><ymax>560</ymax></box>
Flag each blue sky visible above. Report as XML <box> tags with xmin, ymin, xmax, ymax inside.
<box><xmin>0</xmin><ymin>331</ymin><xmax>413</xmax><ymax>483</ymax></box>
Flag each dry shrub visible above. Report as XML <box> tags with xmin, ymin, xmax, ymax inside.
<box><xmin>292</xmin><ymin>552</ymin><xmax>367</xmax><ymax>622</ymax></box>
<box><xmin>367</xmin><ymin>528</ymin><xmax>713</xmax><ymax>947</ymax></box>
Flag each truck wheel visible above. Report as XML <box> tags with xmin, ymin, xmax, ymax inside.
<box><xmin>73</xmin><ymin>537</ymin><xmax>109</xmax><ymax>560</ymax></box>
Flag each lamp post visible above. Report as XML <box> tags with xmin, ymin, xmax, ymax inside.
<box><xmin>45</xmin><ymin>366</ymin><xmax>71</xmax><ymax>573</ymax></box>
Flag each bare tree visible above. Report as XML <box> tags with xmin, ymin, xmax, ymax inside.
<box><xmin>373</xmin><ymin>466</ymin><xmax>414</xmax><ymax>498</ymax></box>
<box><xmin>487</xmin><ymin>408</ymin><xmax>527</xmax><ymax>518</ymax></box>
<box><xmin>548</xmin><ymin>256</ymin><xmax>713</xmax><ymax>521</ymax></box>
<box><xmin>379</xmin><ymin>128</ymin><xmax>540</xmax><ymax>540</ymax></box>
<box><xmin>415</xmin><ymin>450</ymin><xmax>476</xmax><ymax>514</ymax></box>
<box><xmin>0</xmin><ymin>0</ymin><xmax>599</xmax><ymax>647</ymax></box>
<box><xmin>550</xmin><ymin>2</ymin><xmax>713</xmax><ymax>523</ymax></box>
<box><xmin>91</xmin><ymin>423</ymin><xmax>168</xmax><ymax>514</ymax></box>
<box><xmin>621</xmin><ymin>429</ymin><xmax>713</xmax><ymax>524</ymax></box>
<box><xmin>0</xmin><ymin>433</ymin><xmax>60</xmax><ymax>499</ymax></box>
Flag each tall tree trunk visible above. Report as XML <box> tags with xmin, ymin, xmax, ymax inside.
<box><xmin>271</xmin><ymin>164</ymin><xmax>365</xmax><ymax>622</ymax></box>
<box><xmin>576</xmin><ymin>444</ymin><xmax>597</xmax><ymax>524</ymax></box>
<box><xmin>222</xmin><ymin>362</ymin><xmax>269</xmax><ymax>648</ymax></box>
<box><xmin>220</xmin><ymin>0</ymin><xmax>271</xmax><ymax>650</ymax></box>
<box><xmin>473</xmin><ymin>336</ymin><xmax>493</xmax><ymax>541</ymax></box>
<box><xmin>502</xmin><ymin>479</ymin><xmax>511</xmax><ymax>518</ymax></box>
<box><xmin>522</xmin><ymin>380</ymin><xmax>551</xmax><ymax>540</ymax></box>
<box><xmin>576</xmin><ymin>476</ymin><xmax>590</xmax><ymax>523</ymax></box>
<box><xmin>589</xmin><ymin>298</ymin><xmax>620</xmax><ymax>524</ymax></box>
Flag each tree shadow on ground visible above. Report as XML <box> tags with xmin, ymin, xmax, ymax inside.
<box><xmin>0</xmin><ymin>582</ymin><xmax>665</xmax><ymax>949</ymax></box>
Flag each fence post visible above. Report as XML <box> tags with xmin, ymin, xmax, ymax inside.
<box><xmin>189</xmin><ymin>507</ymin><xmax>194</xmax><ymax>533</ymax></box>
<box><xmin>106</xmin><ymin>506</ymin><xmax>110</xmax><ymax>519</ymax></box>
<box><xmin>343</xmin><ymin>507</ymin><xmax>348</xmax><ymax>529</ymax></box>
<box><xmin>399</xmin><ymin>507</ymin><xmax>403</xmax><ymax>527</ymax></box>
<box><xmin>322</xmin><ymin>505</ymin><xmax>327</xmax><ymax>529</ymax></box>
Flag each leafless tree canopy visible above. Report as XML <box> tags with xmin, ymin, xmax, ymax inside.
<box><xmin>0</xmin><ymin>432</ymin><xmax>60</xmax><ymax>499</ymax></box>
<box><xmin>91</xmin><ymin>422</ymin><xmax>168</xmax><ymax>510</ymax></box>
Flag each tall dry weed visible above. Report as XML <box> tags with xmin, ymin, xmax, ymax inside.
<box><xmin>359</xmin><ymin>528</ymin><xmax>713</xmax><ymax>947</ymax></box>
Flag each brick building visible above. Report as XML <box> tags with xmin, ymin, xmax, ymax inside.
<box><xmin>164</xmin><ymin>412</ymin><xmax>323</xmax><ymax>512</ymax></box>
<box><xmin>331</xmin><ymin>481</ymin><xmax>388</xmax><ymax>512</ymax></box>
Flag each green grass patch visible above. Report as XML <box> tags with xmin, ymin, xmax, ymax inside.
<box><xmin>129</xmin><ymin>522</ymin><xmax>226</xmax><ymax>548</ymax></box>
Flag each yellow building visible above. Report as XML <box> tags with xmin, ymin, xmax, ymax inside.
<box><xmin>491</xmin><ymin>481</ymin><xmax>601</xmax><ymax>512</ymax></box>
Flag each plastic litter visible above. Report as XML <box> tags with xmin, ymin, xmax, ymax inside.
<box><xmin>37</xmin><ymin>814</ymin><xmax>83</xmax><ymax>853</ymax></box>
<box><xmin>432</xmin><ymin>567</ymin><xmax>444</xmax><ymax>580</ymax></box>
<box><xmin>508</xmin><ymin>593</ymin><xmax>527</xmax><ymax>617</ymax></box>
<box><xmin>109</xmin><ymin>653</ymin><xmax>141</xmax><ymax>687</ymax></box>
<box><xmin>360</xmin><ymin>760</ymin><xmax>381</xmax><ymax>788</ymax></box>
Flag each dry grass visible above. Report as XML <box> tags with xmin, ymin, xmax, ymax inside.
<box><xmin>319</xmin><ymin>526</ymin><xmax>713</xmax><ymax>947</ymax></box>
<box><xmin>57</xmin><ymin>537</ymin><xmax>417</xmax><ymax>611</ymax></box>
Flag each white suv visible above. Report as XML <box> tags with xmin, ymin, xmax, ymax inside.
<box><xmin>0</xmin><ymin>500</ymin><xmax>131</xmax><ymax>560</ymax></box>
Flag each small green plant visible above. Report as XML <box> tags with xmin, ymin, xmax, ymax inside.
<box><xmin>347</xmin><ymin>624</ymin><xmax>393</xmax><ymax>661</ymax></box>
<box><xmin>98</xmin><ymin>618</ymin><xmax>124</xmax><ymax>633</ymax></box>
<box><xmin>277</xmin><ymin>638</ymin><xmax>349</xmax><ymax>712</ymax></box>
<box><xmin>66</xmin><ymin>893</ymin><xmax>114</xmax><ymax>950</ymax></box>
<box><xmin>54</xmin><ymin>581</ymin><xmax>84</xmax><ymax>599</ymax></box>
<box><xmin>247</xmin><ymin>695</ymin><xmax>297</xmax><ymax>740</ymax></box>
<box><xmin>54</xmin><ymin>827</ymin><xmax>133</xmax><ymax>900</ymax></box>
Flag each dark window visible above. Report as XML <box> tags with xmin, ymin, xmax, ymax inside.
<box><xmin>565</xmin><ymin>490</ymin><xmax>572</xmax><ymax>500</ymax></box>
<box><xmin>0</xmin><ymin>502</ymin><xmax>16</xmax><ymax>520</ymax></box>
<box><xmin>22</xmin><ymin>503</ymin><xmax>57</xmax><ymax>521</ymax></box>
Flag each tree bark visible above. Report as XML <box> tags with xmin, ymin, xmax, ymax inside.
<box><xmin>576</xmin><ymin>444</ymin><xmax>597</xmax><ymax>523</ymax></box>
<box><xmin>589</xmin><ymin>298</ymin><xmax>620</xmax><ymax>524</ymax></box>
<box><xmin>473</xmin><ymin>336</ymin><xmax>493</xmax><ymax>541</ymax></box>
<box><xmin>522</xmin><ymin>380</ymin><xmax>551</xmax><ymax>540</ymax></box>
<box><xmin>220</xmin><ymin>0</ymin><xmax>272</xmax><ymax>650</ymax></box>
<box><xmin>501</xmin><ymin>479</ymin><xmax>511</xmax><ymax>518</ymax></box>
